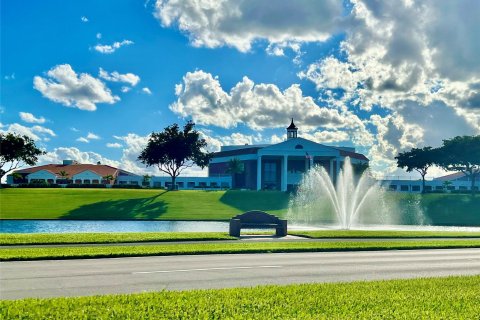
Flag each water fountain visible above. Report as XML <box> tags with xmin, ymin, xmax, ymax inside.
<box><xmin>288</xmin><ymin>157</ymin><xmax>392</xmax><ymax>229</ymax></box>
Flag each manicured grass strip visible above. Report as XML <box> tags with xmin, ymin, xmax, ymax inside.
<box><xmin>290</xmin><ymin>230</ymin><xmax>480</xmax><ymax>239</ymax></box>
<box><xmin>1</xmin><ymin>239</ymin><xmax>480</xmax><ymax>261</ymax></box>
<box><xmin>2</xmin><ymin>276</ymin><xmax>480</xmax><ymax>319</ymax></box>
<box><xmin>0</xmin><ymin>232</ymin><xmax>236</xmax><ymax>245</ymax></box>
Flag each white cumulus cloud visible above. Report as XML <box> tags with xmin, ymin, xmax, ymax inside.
<box><xmin>94</xmin><ymin>40</ymin><xmax>134</xmax><ymax>54</ymax></box>
<box><xmin>19</xmin><ymin>112</ymin><xmax>46</xmax><ymax>124</ymax></box>
<box><xmin>98</xmin><ymin>68</ymin><xmax>140</xmax><ymax>86</ymax></box>
<box><xmin>33</xmin><ymin>64</ymin><xmax>119</xmax><ymax>111</ymax></box>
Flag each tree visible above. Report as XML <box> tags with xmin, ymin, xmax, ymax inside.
<box><xmin>226</xmin><ymin>158</ymin><xmax>244</xmax><ymax>189</ymax></box>
<box><xmin>57</xmin><ymin>170</ymin><xmax>70</xmax><ymax>184</ymax></box>
<box><xmin>436</xmin><ymin>135</ymin><xmax>480</xmax><ymax>195</ymax></box>
<box><xmin>102</xmin><ymin>174</ymin><xmax>114</xmax><ymax>184</ymax></box>
<box><xmin>0</xmin><ymin>133</ymin><xmax>45</xmax><ymax>181</ymax></box>
<box><xmin>138</xmin><ymin>121</ymin><xmax>211</xmax><ymax>190</ymax></box>
<box><xmin>395</xmin><ymin>147</ymin><xmax>436</xmax><ymax>193</ymax></box>
<box><xmin>142</xmin><ymin>174</ymin><xmax>151</xmax><ymax>187</ymax></box>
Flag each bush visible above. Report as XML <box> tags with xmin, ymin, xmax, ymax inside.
<box><xmin>17</xmin><ymin>183</ymin><xmax>60</xmax><ymax>188</ymax></box>
<box><xmin>111</xmin><ymin>184</ymin><xmax>142</xmax><ymax>189</ymax></box>
<box><xmin>65</xmin><ymin>184</ymin><xmax>106</xmax><ymax>188</ymax></box>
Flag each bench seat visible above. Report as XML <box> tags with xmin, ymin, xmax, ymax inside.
<box><xmin>229</xmin><ymin>211</ymin><xmax>287</xmax><ymax>237</ymax></box>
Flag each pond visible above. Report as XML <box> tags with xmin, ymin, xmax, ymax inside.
<box><xmin>0</xmin><ymin>220</ymin><xmax>230</xmax><ymax>233</ymax></box>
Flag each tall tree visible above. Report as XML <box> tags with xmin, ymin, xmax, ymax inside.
<box><xmin>138</xmin><ymin>121</ymin><xmax>211</xmax><ymax>190</ymax></box>
<box><xmin>436</xmin><ymin>135</ymin><xmax>480</xmax><ymax>194</ymax></box>
<box><xmin>226</xmin><ymin>158</ymin><xmax>244</xmax><ymax>189</ymax></box>
<box><xmin>0</xmin><ymin>133</ymin><xmax>45</xmax><ymax>181</ymax></box>
<box><xmin>395</xmin><ymin>147</ymin><xmax>436</xmax><ymax>193</ymax></box>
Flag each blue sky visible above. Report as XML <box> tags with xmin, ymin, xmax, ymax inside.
<box><xmin>2</xmin><ymin>0</ymin><xmax>479</xmax><ymax>178</ymax></box>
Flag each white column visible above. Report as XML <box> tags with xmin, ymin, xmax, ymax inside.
<box><xmin>282</xmin><ymin>155</ymin><xmax>288</xmax><ymax>191</ymax></box>
<box><xmin>329</xmin><ymin>159</ymin><xmax>334</xmax><ymax>181</ymax></box>
<box><xmin>257</xmin><ymin>156</ymin><xmax>262</xmax><ymax>190</ymax></box>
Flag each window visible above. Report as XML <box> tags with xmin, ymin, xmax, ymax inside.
<box><xmin>153</xmin><ymin>182</ymin><xmax>162</xmax><ymax>187</ymax></box>
<box><xmin>187</xmin><ymin>182</ymin><xmax>195</xmax><ymax>188</ymax></box>
<box><xmin>221</xmin><ymin>182</ymin><xmax>229</xmax><ymax>188</ymax></box>
<box><xmin>412</xmin><ymin>185</ymin><xmax>421</xmax><ymax>192</ymax></box>
<box><xmin>424</xmin><ymin>186</ymin><xmax>432</xmax><ymax>191</ymax></box>
<box><xmin>130</xmin><ymin>181</ymin><xmax>138</xmax><ymax>185</ymax></box>
<box><xmin>264</xmin><ymin>162</ymin><xmax>277</xmax><ymax>183</ymax></box>
<box><xmin>295</xmin><ymin>144</ymin><xmax>303</xmax><ymax>149</ymax></box>
<box><xmin>435</xmin><ymin>186</ymin><xmax>443</xmax><ymax>190</ymax></box>
<box><xmin>177</xmin><ymin>182</ymin><xmax>184</xmax><ymax>188</ymax></box>
<box><xmin>199</xmin><ymin>182</ymin><xmax>207</xmax><ymax>187</ymax></box>
<box><xmin>92</xmin><ymin>179</ymin><xmax>99</xmax><ymax>184</ymax></box>
<box><xmin>389</xmin><ymin>185</ymin><xmax>397</xmax><ymax>191</ymax></box>
<box><xmin>210</xmin><ymin>182</ymin><xmax>218</xmax><ymax>187</ymax></box>
<box><xmin>459</xmin><ymin>186</ymin><xmax>467</xmax><ymax>190</ymax></box>
<box><xmin>447</xmin><ymin>186</ymin><xmax>455</xmax><ymax>191</ymax></box>
<box><xmin>119</xmin><ymin>181</ymin><xmax>127</xmax><ymax>185</ymax></box>
<box><xmin>83</xmin><ymin>179</ymin><xmax>91</xmax><ymax>184</ymax></box>
<box><xmin>75</xmin><ymin>179</ymin><xmax>82</xmax><ymax>184</ymax></box>
<box><xmin>400</xmin><ymin>185</ymin><xmax>409</xmax><ymax>191</ymax></box>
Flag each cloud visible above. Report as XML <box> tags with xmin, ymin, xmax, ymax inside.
<box><xmin>96</xmin><ymin>33</ymin><xmax>102</xmax><ymax>39</ymax></box>
<box><xmin>98</xmin><ymin>68</ymin><xmax>140</xmax><ymax>86</ymax></box>
<box><xmin>171</xmin><ymin>70</ymin><xmax>358</xmax><ymax>131</ymax></box>
<box><xmin>4</xmin><ymin>73</ymin><xmax>15</xmax><ymax>80</ymax></box>
<box><xmin>76</xmin><ymin>132</ymin><xmax>100</xmax><ymax>143</ymax></box>
<box><xmin>39</xmin><ymin>147</ymin><xmax>121</xmax><ymax>168</ymax></box>
<box><xmin>121</xmin><ymin>86</ymin><xmax>131</xmax><ymax>93</ymax></box>
<box><xmin>0</xmin><ymin>123</ymin><xmax>55</xmax><ymax>141</ymax></box>
<box><xmin>94</xmin><ymin>40</ymin><xmax>134</xmax><ymax>54</ymax></box>
<box><xmin>302</xmin><ymin>130</ymin><xmax>350</xmax><ymax>144</ymax></box>
<box><xmin>106</xmin><ymin>142</ymin><xmax>123</xmax><ymax>148</ymax></box>
<box><xmin>70</xmin><ymin>127</ymin><xmax>80</xmax><ymax>132</ymax></box>
<box><xmin>76</xmin><ymin>137</ymin><xmax>89</xmax><ymax>143</ymax></box>
<box><xmin>19</xmin><ymin>112</ymin><xmax>46</xmax><ymax>124</ymax></box>
<box><xmin>33</xmin><ymin>64</ymin><xmax>119</xmax><ymax>111</ymax></box>
<box><xmin>154</xmin><ymin>0</ymin><xmax>342</xmax><ymax>52</ymax></box>
<box><xmin>86</xmin><ymin>132</ymin><xmax>100</xmax><ymax>140</ymax></box>
<box><xmin>81</xmin><ymin>16</ymin><xmax>88</xmax><ymax>22</ymax></box>
<box><xmin>142</xmin><ymin>87</ymin><xmax>152</xmax><ymax>95</ymax></box>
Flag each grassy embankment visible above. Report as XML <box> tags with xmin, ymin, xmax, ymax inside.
<box><xmin>0</xmin><ymin>189</ymin><xmax>479</xmax><ymax>225</ymax></box>
<box><xmin>0</xmin><ymin>232</ymin><xmax>235</xmax><ymax>245</ymax></box>
<box><xmin>2</xmin><ymin>276</ymin><xmax>479</xmax><ymax>319</ymax></box>
<box><xmin>2</xmin><ymin>230</ymin><xmax>480</xmax><ymax>245</ymax></box>
<box><xmin>2</xmin><ymin>239</ymin><xmax>480</xmax><ymax>261</ymax></box>
<box><xmin>0</xmin><ymin>189</ymin><xmax>288</xmax><ymax>220</ymax></box>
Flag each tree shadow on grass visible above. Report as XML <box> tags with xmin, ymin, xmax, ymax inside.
<box><xmin>61</xmin><ymin>191</ymin><xmax>169</xmax><ymax>220</ymax></box>
<box><xmin>219</xmin><ymin>190</ymin><xmax>290</xmax><ymax>213</ymax></box>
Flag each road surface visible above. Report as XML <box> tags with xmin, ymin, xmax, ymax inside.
<box><xmin>1</xmin><ymin>248</ymin><xmax>479</xmax><ymax>300</ymax></box>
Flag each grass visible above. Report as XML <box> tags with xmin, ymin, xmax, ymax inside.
<box><xmin>0</xmin><ymin>189</ymin><xmax>288</xmax><ymax>220</ymax></box>
<box><xmin>2</xmin><ymin>276</ymin><xmax>479</xmax><ymax>319</ymax></box>
<box><xmin>0</xmin><ymin>232</ymin><xmax>235</xmax><ymax>245</ymax></box>
<box><xmin>1</xmin><ymin>189</ymin><xmax>479</xmax><ymax>225</ymax></box>
<box><xmin>2</xmin><ymin>239</ymin><xmax>480</xmax><ymax>261</ymax></box>
<box><xmin>290</xmin><ymin>230</ymin><xmax>480</xmax><ymax>239</ymax></box>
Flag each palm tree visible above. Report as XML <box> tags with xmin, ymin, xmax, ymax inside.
<box><xmin>142</xmin><ymin>174</ymin><xmax>151</xmax><ymax>187</ymax></box>
<box><xmin>57</xmin><ymin>170</ymin><xmax>70</xmax><ymax>184</ymax></box>
<box><xmin>226</xmin><ymin>158</ymin><xmax>244</xmax><ymax>189</ymax></box>
<box><xmin>102</xmin><ymin>174</ymin><xmax>114</xmax><ymax>185</ymax></box>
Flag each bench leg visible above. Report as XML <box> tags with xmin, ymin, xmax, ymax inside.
<box><xmin>276</xmin><ymin>220</ymin><xmax>287</xmax><ymax>237</ymax></box>
<box><xmin>229</xmin><ymin>219</ymin><xmax>241</xmax><ymax>237</ymax></box>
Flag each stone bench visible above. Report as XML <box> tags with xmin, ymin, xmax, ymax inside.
<box><xmin>229</xmin><ymin>210</ymin><xmax>287</xmax><ymax>237</ymax></box>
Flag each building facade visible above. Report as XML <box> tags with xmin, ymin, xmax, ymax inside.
<box><xmin>208</xmin><ymin>119</ymin><xmax>369</xmax><ymax>191</ymax></box>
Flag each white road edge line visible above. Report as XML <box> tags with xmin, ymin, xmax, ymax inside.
<box><xmin>132</xmin><ymin>265</ymin><xmax>282</xmax><ymax>274</ymax></box>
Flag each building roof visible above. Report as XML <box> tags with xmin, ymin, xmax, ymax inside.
<box><xmin>14</xmin><ymin>163</ymin><xmax>136</xmax><ymax>178</ymax></box>
<box><xmin>337</xmin><ymin>149</ymin><xmax>369</xmax><ymax>161</ymax></box>
<box><xmin>433</xmin><ymin>172</ymin><xmax>465</xmax><ymax>181</ymax></box>
<box><xmin>212</xmin><ymin>147</ymin><xmax>263</xmax><ymax>158</ymax></box>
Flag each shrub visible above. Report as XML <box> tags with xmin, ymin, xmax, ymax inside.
<box><xmin>65</xmin><ymin>184</ymin><xmax>106</xmax><ymax>188</ymax></box>
<box><xmin>111</xmin><ymin>184</ymin><xmax>142</xmax><ymax>189</ymax></box>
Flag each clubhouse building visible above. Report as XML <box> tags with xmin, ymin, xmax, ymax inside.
<box><xmin>6</xmin><ymin>120</ymin><xmax>369</xmax><ymax>191</ymax></box>
<box><xmin>208</xmin><ymin>119</ymin><xmax>369</xmax><ymax>191</ymax></box>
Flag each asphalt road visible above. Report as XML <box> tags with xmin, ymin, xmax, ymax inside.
<box><xmin>1</xmin><ymin>248</ymin><xmax>479</xmax><ymax>300</ymax></box>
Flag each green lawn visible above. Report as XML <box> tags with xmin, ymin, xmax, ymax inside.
<box><xmin>0</xmin><ymin>232</ymin><xmax>235</xmax><ymax>245</ymax></box>
<box><xmin>2</xmin><ymin>276</ymin><xmax>479</xmax><ymax>319</ymax></box>
<box><xmin>0</xmin><ymin>189</ymin><xmax>289</xmax><ymax>220</ymax></box>
<box><xmin>0</xmin><ymin>189</ymin><xmax>479</xmax><ymax>225</ymax></box>
<box><xmin>2</xmin><ymin>239</ymin><xmax>480</xmax><ymax>261</ymax></box>
<box><xmin>290</xmin><ymin>230</ymin><xmax>480</xmax><ymax>239</ymax></box>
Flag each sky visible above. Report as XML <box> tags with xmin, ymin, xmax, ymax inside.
<box><xmin>1</xmin><ymin>0</ymin><xmax>479</xmax><ymax>180</ymax></box>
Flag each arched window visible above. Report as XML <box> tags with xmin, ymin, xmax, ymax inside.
<box><xmin>295</xmin><ymin>144</ymin><xmax>303</xmax><ymax>149</ymax></box>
